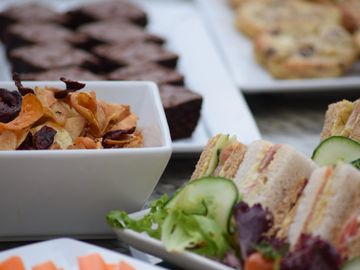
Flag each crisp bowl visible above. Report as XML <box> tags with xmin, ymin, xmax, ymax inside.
<box><xmin>0</xmin><ymin>81</ymin><xmax>172</xmax><ymax>239</ymax></box>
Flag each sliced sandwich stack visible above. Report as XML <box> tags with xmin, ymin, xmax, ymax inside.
<box><xmin>192</xmin><ymin>134</ymin><xmax>360</xmax><ymax>261</ymax></box>
<box><xmin>321</xmin><ymin>98</ymin><xmax>360</xmax><ymax>142</ymax></box>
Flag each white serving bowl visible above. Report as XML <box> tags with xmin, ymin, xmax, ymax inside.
<box><xmin>0</xmin><ymin>81</ymin><xmax>172</xmax><ymax>239</ymax></box>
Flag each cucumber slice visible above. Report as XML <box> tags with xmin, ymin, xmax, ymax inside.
<box><xmin>312</xmin><ymin>136</ymin><xmax>360</xmax><ymax>166</ymax></box>
<box><xmin>342</xmin><ymin>257</ymin><xmax>360</xmax><ymax>270</ymax></box>
<box><xmin>204</xmin><ymin>134</ymin><xmax>230</xmax><ymax>177</ymax></box>
<box><xmin>165</xmin><ymin>177</ymin><xmax>238</xmax><ymax>232</ymax></box>
<box><xmin>351</xmin><ymin>159</ymin><xmax>360</xmax><ymax>170</ymax></box>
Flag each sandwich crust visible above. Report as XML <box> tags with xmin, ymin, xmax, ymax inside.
<box><xmin>343</xmin><ymin>100</ymin><xmax>360</xmax><ymax>141</ymax></box>
<box><xmin>218</xmin><ymin>142</ymin><xmax>247</xmax><ymax>179</ymax></box>
<box><xmin>320</xmin><ymin>100</ymin><xmax>354</xmax><ymax>140</ymax></box>
<box><xmin>320</xmin><ymin>99</ymin><xmax>360</xmax><ymax>142</ymax></box>
<box><xmin>191</xmin><ymin>135</ymin><xmax>246</xmax><ymax>180</ymax></box>
<box><xmin>191</xmin><ymin>134</ymin><xmax>222</xmax><ymax>180</ymax></box>
<box><xmin>288</xmin><ymin>163</ymin><xmax>360</xmax><ymax>256</ymax></box>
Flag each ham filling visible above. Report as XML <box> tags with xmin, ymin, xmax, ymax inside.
<box><xmin>213</xmin><ymin>143</ymin><xmax>238</xmax><ymax>176</ymax></box>
<box><xmin>259</xmin><ymin>144</ymin><xmax>281</xmax><ymax>172</ymax></box>
<box><xmin>303</xmin><ymin>166</ymin><xmax>333</xmax><ymax>233</ymax></box>
<box><xmin>338</xmin><ymin>210</ymin><xmax>360</xmax><ymax>254</ymax></box>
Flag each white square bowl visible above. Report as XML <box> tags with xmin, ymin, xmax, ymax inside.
<box><xmin>0</xmin><ymin>81</ymin><xmax>172</xmax><ymax>239</ymax></box>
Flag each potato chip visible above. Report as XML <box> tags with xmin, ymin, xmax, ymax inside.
<box><xmin>14</xmin><ymin>128</ymin><xmax>30</xmax><ymax>148</ymax></box>
<box><xmin>34</xmin><ymin>86</ymin><xmax>57</xmax><ymax>108</ymax></box>
<box><xmin>0</xmin><ymin>94</ymin><xmax>43</xmax><ymax>131</ymax></box>
<box><xmin>103</xmin><ymin>130</ymin><xmax>143</xmax><ymax>148</ymax></box>
<box><xmin>68</xmin><ymin>137</ymin><xmax>100</xmax><ymax>149</ymax></box>
<box><xmin>98</xmin><ymin>101</ymin><xmax>131</xmax><ymax>132</ymax></box>
<box><xmin>64</xmin><ymin>116</ymin><xmax>86</xmax><ymax>139</ymax></box>
<box><xmin>108</xmin><ymin>113</ymin><xmax>138</xmax><ymax>132</ymax></box>
<box><xmin>70</xmin><ymin>92</ymin><xmax>102</xmax><ymax>136</ymax></box>
<box><xmin>0</xmin><ymin>130</ymin><xmax>17</xmax><ymax>150</ymax></box>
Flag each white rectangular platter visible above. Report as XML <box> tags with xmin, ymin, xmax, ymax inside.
<box><xmin>0</xmin><ymin>238</ymin><xmax>164</xmax><ymax>270</ymax></box>
<box><xmin>114</xmin><ymin>210</ymin><xmax>234</xmax><ymax>270</ymax></box>
<box><xmin>0</xmin><ymin>0</ymin><xmax>261</xmax><ymax>154</ymax></box>
<box><xmin>197</xmin><ymin>0</ymin><xmax>360</xmax><ymax>93</ymax></box>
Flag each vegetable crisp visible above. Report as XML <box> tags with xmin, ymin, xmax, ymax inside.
<box><xmin>0</xmin><ymin>76</ymin><xmax>143</xmax><ymax>150</ymax></box>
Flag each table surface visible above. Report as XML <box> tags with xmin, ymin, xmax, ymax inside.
<box><xmin>1</xmin><ymin>90</ymin><xmax>359</xmax><ymax>269</ymax></box>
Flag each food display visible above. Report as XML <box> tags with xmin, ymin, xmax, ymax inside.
<box><xmin>231</xmin><ymin>0</ymin><xmax>360</xmax><ymax>79</ymax></box>
<box><xmin>0</xmin><ymin>0</ymin><xmax>203</xmax><ymax>140</ymax></box>
<box><xmin>108</xmin><ymin>126</ymin><xmax>360</xmax><ymax>269</ymax></box>
<box><xmin>0</xmin><ymin>76</ymin><xmax>143</xmax><ymax>150</ymax></box>
<box><xmin>0</xmin><ymin>253</ymin><xmax>136</xmax><ymax>270</ymax></box>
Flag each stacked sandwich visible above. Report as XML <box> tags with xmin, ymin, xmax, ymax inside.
<box><xmin>230</xmin><ymin>0</ymin><xmax>360</xmax><ymax>79</ymax></box>
<box><xmin>320</xmin><ymin>98</ymin><xmax>360</xmax><ymax>142</ymax></box>
<box><xmin>191</xmin><ymin>134</ymin><xmax>360</xmax><ymax>264</ymax></box>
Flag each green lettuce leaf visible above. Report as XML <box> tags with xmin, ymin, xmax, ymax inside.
<box><xmin>351</xmin><ymin>158</ymin><xmax>360</xmax><ymax>170</ymax></box>
<box><xmin>107</xmin><ymin>194</ymin><xmax>169</xmax><ymax>239</ymax></box>
<box><xmin>161</xmin><ymin>209</ymin><xmax>230</xmax><ymax>258</ymax></box>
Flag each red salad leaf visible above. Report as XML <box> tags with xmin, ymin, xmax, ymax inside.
<box><xmin>233</xmin><ymin>202</ymin><xmax>273</xmax><ymax>260</ymax></box>
<box><xmin>0</xmin><ymin>88</ymin><xmax>22</xmax><ymax>123</ymax></box>
<box><xmin>280</xmin><ymin>234</ymin><xmax>342</xmax><ymax>270</ymax></box>
<box><xmin>223</xmin><ymin>250</ymin><xmax>242</xmax><ymax>270</ymax></box>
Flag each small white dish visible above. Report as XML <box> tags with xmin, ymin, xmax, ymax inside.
<box><xmin>0</xmin><ymin>238</ymin><xmax>165</xmax><ymax>270</ymax></box>
<box><xmin>114</xmin><ymin>210</ymin><xmax>234</xmax><ymax>270</ymax></box>
<box><xmin>0</xmin><ymin>81</ymin><xmax>172</xmax><ymax>239</ymax></box>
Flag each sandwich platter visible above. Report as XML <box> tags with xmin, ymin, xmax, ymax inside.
<box><xmin>0</xmin><ymin>0</ymin><xmax>261</xmax><ymax>155</ymax></box>
<box><xmin>109</xmin><ymin>133</ymin><xmax>360</xmax><ymax>270</ymax></box>
<box><xmin>196</xmin><ymin>0</ymin><xmax>360</xmax><ymax>93</ymax></box>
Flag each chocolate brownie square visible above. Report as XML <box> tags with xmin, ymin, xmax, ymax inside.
<box><xmin>0</xmin><ymin>3</ymin><xmax>64</xmax><ymax>39</ymax></box>
<box><xmin>4</xmin><ymin>23</ymin><xmax>89</xmax><ymax>51</ymax></box>
<box><xmin>93</xmin><ymin>42</ymin><xmax>178</xmax><ymax>71</ymax></box>
<box><xmin>19</xmin><ymin>67</ymin><xmax>104</xmax><ymax>81</ymax></box>
<box><xmin>78</xmin><ymin>20</ymin><xmax>164</xmax><ymax>48</ymax></box>
<box><xmin>108</xmin><ymin>63</ymin><xmax>184</xmax><ymax>86</ymax></box>
<box><xmin>66</xmin><ymin>0</ymin><xmax>147</xmax><ymax>28</ymax></box>
<box><xmin>160</xmin><ymin>85</ymin><xmax>203</xmax><ymax>140</ymax></box>
<box><xmin>9</xmin><ymin>44</ymin><xmax>99</xmax><ymax>74</ymax></box>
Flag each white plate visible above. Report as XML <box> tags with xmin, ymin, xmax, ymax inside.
<box><xmin>114</xmin><ymin>210</ymin><xmax>234</xmax><ymax>270</ymax></box>
<box><xmin>0</xmin><ymin>0</ymin><xmax>261</xmax><ymax>154</ymax></box>
<box><xmin>0</xmin><ymin>238</ymin><xmax>164</xmax><ymax>270</ymax></box>
<box><xmin>196</xmin><ymin>0</ymin><xmax>360</xmax><ymax>93</ymax></box>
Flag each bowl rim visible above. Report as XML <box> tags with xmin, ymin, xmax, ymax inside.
<box><xmin>0</xmin><ymin>80</ymin><xmax>172</xmax><ymax>156</ymax></box>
